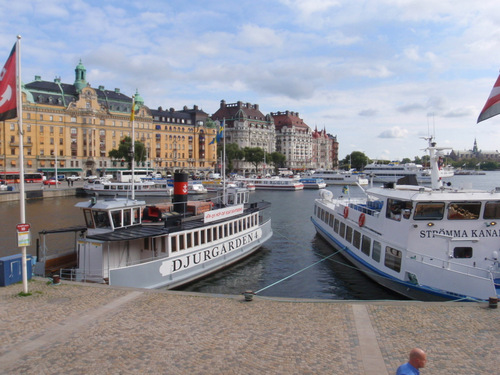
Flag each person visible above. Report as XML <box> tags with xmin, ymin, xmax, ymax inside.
<box><xmin>396</xmin><ymin>348</ymin><xmax>427</xmax><ymax>375</ymax></box>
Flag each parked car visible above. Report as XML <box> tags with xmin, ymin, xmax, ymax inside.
<box><xmin>0</xmin><ymin>179</ymin><xmax>7</xmax><ymax>190</ymax></box>
<box><xmin>43</xmin><ymin>178</ymin><xmax>61</xmax><ymax>185</ymax></box>
<box><xmin>84</xmin><ymin>175</ymin><xmax>98</xmax><ymax>181</ymax></box>
<box><xmin>67</xmin><ymin>175</ymin><xmax>81</xmax><ymax>181</ymax></box>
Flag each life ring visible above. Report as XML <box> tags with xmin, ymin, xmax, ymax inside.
<box><xmin>358</xmin><ymin>213</ymin><xmax>366</xmax><ymax>227</ymax></box>
<box><xmin>343</xmin><ymin>206</ymin><xmax>349</xmax><ymax>218</ymax></box>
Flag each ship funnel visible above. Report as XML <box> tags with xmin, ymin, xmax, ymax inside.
<box><xmin>173</xmin><ymin>172</ymin><xmax>188</xmax><ymax>214</ymax></box>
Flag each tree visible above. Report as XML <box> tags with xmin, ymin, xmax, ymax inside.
<box><xmin>224</xmin><ymin>143</ymin><xmax>245</xmax><ymax>173</ymax></box>
<box><xmin>108</xmin><ymin>136</ymin><xmax>147</xmax><ymax>168</ymax></box>
<box><xmin>243</xmin><ymin>147</ymin><xmax>265</xmax><ymax>173</ymax></box>
<box><xmin>340</xmin><ymin>151</ymin><xmax>370</xmax><ymax>171</ymax></box>
<box><xmin>268</xmin><ymin>152</ymin><xmax>286</xmax><ymax>174</ymax></box>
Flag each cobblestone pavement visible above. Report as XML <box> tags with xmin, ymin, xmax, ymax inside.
<box><xmin>1</xmin><ymin>279</ymin><xmax>498</xmax><ymax>375</ymax></box>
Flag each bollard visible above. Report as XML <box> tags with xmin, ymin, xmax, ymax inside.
<box><xmin>243</xmin><ymin>290</ymin><xmax>255</xmax><ymax>302</ymax></box>
<box><xmin>488</xmin><ymin>297</ymin><xmax>498</xmax><ymax>309</ymax></box>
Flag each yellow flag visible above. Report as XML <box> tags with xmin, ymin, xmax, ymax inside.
<box><xmin>130</xmin><ymin>98</ymin><xmax>135</xmax><ymax>121</ymax></box>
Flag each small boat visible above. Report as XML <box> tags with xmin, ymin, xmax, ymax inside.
<box><xmin>299</xmin><ymin>178</ymin><xmax>327</xmax><ymax>189</ymax></box>
<box><xmin>311</xmin><ymin>170</ymin><xmax>368</xmax><ymax>186</ymax></box>
<box><xmin>187</xmin><ymin>181</ymin><xmax>208</xmax><ymax>195</ymax></box>
<box><xmin>311</xmin><ymin>137</ymin><xmax>500</xmax><ymax>301</ymax></box>
<box><xmin>241</xmin><ymin>177</ymin><xmax>304</xmax><ymax>190</ymax></box>
<box><xmin>59</xmin><ymin>173</ymin><xmax>273</xmax><ymax>289</ymax></box>
<box><xmin>83</xmin><ymin>179</ymin><xmax>173</xmax><ymax>196</ymax></box>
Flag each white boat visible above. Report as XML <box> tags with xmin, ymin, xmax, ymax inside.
<box><xmin>83</xmin><ymin>180</ymin><xmax>174</xmax><ymax>197</ymax></box>
<box><xmin>363</xmin><ymin>162</ymin><xmax>454</xmax><ymax>184</ymax></box>
<box><xmin>242</xmin><ymin>177</ymin><xmax>304</xmax><ymax>190</ymax></box>
<box><xmin>187</xmin><ymin>181</ymin><xmax>208</xmax><ymax>195</ymax></box>
<box><xmin>68</xmin><ymin>182</ymin><xmax>272</xmax><ymax>289</ymax></box>
<box><xmin>299</xmin><ymin>178</ymin><xmax>327</xmax><ymax>189</ymax></box>
<box><xmin>311</xmin><ymin>137</ymin><xmax>500</xmax><ymax>301</ymax></box>
<box><xmin>311</xmin><ymin>170</ymin><xmax>368</xmax><ymax>186</ymax></box>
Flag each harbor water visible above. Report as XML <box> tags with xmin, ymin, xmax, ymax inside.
<box><xmin>0</xmin><ymin>172</ymin><xmax>498</xmax><ymax>300</ymax></box>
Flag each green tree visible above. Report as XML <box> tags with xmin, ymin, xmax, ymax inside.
<box><xmin>108</xmin><ymin>136</ymin><xmax>147</xmax><ymax>168</ymax></box>
<box><xmin>243</xmin><ymin>147</ymin><xmax>265</xmax><ymax>173</ymax></box>
<box><xmin>340</xmin><ymin>151</ymin><xmax>370</xmax><ymax>171</ymax></box>
<box><xmin>224</xmin><ymin>143</ymin><xmax>245</xmax><ymax>173</ymax></box>
<box><xmin>268</xmin><ymin>152</ymin><xmax>286</xmax><ymax>174</ymax></box>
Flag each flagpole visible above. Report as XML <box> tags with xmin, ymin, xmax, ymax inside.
<box><xmin>222</xmin><ymin>119</ymin><xmax>226</xmax><ymax>195</ymax></box>
<box><xmin>16</xmin><ymin>35</ymin><xmax>28</xmax><ymax>294</ymax></box>
<box><xmin>131</xmin><ymin>95</ymin><xmax>135</xmax><ymax>200</ymax></box>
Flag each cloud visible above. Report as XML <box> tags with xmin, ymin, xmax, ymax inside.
<box><xmin>358</xmin><ymin>109</ymin><xmax>378</xmax><ymax>117</ymax></box>
<box><xmin>378</xmin><ymin>127</ymin><xmax>409</xmax><ymax>139</ymax></box>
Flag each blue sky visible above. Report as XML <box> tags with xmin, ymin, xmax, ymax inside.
<box><xmin>1</xmin><ymin>0</ymin><xmax>500</xmax><ymax>161</ymax></box>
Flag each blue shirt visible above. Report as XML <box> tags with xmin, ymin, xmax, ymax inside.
<box><xmin>396</xmin><ymin>362</ymin><xmax>419</xmax><ymax>375</ymax></box>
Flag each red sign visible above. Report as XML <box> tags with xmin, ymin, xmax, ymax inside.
<box><xmin>16</xmin><ymin>223</ymin><xmax>30</xmax><ymax>232</ymax></box>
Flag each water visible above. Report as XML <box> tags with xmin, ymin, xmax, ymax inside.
<box><xmin>1</xmin><ymin>172</ymin><xmax>499</xmax><ymax>300</ymax></box>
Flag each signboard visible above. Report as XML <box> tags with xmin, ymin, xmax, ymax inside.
<box><xmin>16</xmin><ymin>223</ymin><xmax>31</xmax><ymax>247</ymax></box>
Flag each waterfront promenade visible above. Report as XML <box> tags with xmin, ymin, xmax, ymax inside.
<box><xmin>1</xmin><ymin>279</ymin><xmax>498</xmax><ymax>374</ymax></box>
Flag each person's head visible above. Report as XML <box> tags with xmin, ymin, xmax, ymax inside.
<box><xmin>408</xmin><ymin>348</ymin><xmax>427</xmax><ymax>369</ymax></box>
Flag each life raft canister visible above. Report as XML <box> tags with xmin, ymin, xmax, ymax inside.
<box><xmin>343</xmin><ymin>206</ymin><xmax>349</xmax><ymax>218</ymax></box>
<box><xmin>358</xmin><ymin>213</ymin><xmax>366</xmax><ymax>227</ymax></box>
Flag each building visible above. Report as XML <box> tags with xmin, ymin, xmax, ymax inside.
<box><xmin>312</xmin><ymin>127</ymin><xmax>338</xmax><ymax>170</ymax></box>
<box><xmin>272</xmin><ymin>111</ymin><xmax>312</xmax><ymax>171</ymax></box>
<box><xmin>0</xmin><ymin>61</ymin><xmax>217</xmax><ymax>178</ymax></box>
<box><xmin>449</xmin><ymin>139</ymin><xmax>500</xmax><ymax>162</ymax></box>
<box><xmin>212</xmin><ymin>100</ymin><xmax>276</xmax><ymax>175</ymax></box>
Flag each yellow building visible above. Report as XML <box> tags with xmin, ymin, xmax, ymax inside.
<box><xmin>0</xmin><ymin>61</ymin><xmax>217</xmax><ymax>178</ymax></box>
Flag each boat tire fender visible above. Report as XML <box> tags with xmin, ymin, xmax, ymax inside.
<box><xmin>343</xmin><ymin>206</ymin><xmax>349</xmax><ymax>219</ymax></box>
<box><xmin>358</xmin><ymin>213</ymin><xmax>366</xmax><ymax>227</ymax></box>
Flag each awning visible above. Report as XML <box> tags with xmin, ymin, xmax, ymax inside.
<box><xmin>96</xmin><ymin>168</ymin><xmax>129</xmax><ymax>171</ymax></box>
<box><xmin>38</xmin><ymin>168</ymin><xmax>83</xmax><ymax>172</ymax></box>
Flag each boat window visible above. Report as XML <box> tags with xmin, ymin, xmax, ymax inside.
<box><xmin>384</xmin><ymin>246</ymin><xmax>402</xmax><ymax>272</ymax></box>
<box><xmin>83</xmin><ymin>209</ymin><xmax>95</xmax><ymax>228</ymax></box>
<box><xmin>200</xmin><ymin>230</ymin><xmax>205</xmax><ymax>245</ymax></box>
<box><xmin>132</xmin><ymin>208</ymin><xmax>140</xmax><ymax>224</ymax></box>
<box><xmin>207</xmin><ymin>228</ymin><xmax>212</xmax><ymax>242</ymax></box>
<box><xmin>144</xmin><ymin>238</ymin><xmax>150</xmax><ymax>251</ymax></box>
<box><xmin>386</xmin><ymin>199</ymin><xmax>409</xmax><ymax>221</ymax></box>
<box><xmin>124</xmin><ymin>209</ymin><xmax>131</xmax><ymax>226</ymax></box>
<box><xmin>178</xmin><ymin>234</ymin><xmax>185</xmax><ymax>250</ymax></box>
<box><xmin>447</xmin><ymin>202</ymin><xmax>481</xmax><ymax>220</ymax></box>
<box><xmin>453</xmin><ymin>247</ymin><xmax>472</xmax><ymax>258</ymax></box>
<box><xmin>187</xmin><ymin>233</ymin><xmax>192</xmax><ymax>248</ymax></box>
<box><xmin>93</xmin><ymin>211</ymin><xmax>111</xmax><ymax>228</ymax></box>
<box><xmin>483</xmin><ymin>201</ymin><xmax>500</xmax><ymax>219</ymax></box>
<box><xmin>328</xmin><ymin>213</ymin><xmax>334</xmax><ymax>227</ymax></box>
<box><xmin>372</xmin><ymin>241</ymin><xmax>381</xmax><ymax>262</ymax></box>
<box><xmin>413</xmin><ymin>202</ymin><xmax>445</xmax><ymax>220</ymax></box>
<box><xmin>111</xmin><ymin>210</ymin><xmax>122</xmax><ymax>228</ymax></box>
<box><xmin>334</xmin><ymin>219</ymin><xmax>339</xmax><ymax>233</ymax></box>
<box><xmin>339</xmin><ymin>222</ymin><xmax>346</xmax><ymax>238</ymax></box>
<box><xmin>345</xmin><ymin>226</ymin><xmax>353</xmax><ymax>243</ymax></box>
<box><xmin>171</xmin><ymin>236</ymin><xmax>178</xmax><ymax>252</ymax></box>
<box><xmin>353</xmin><ymin>230</ymin><xmax>361</xmax><ymax>249</ymax></box>
<box><xmin>361</xmin><ymin>235</ymin><xmax>371</xmax><ymax>256</ymax></box>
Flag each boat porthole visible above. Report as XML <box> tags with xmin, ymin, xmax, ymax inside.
<box><xmin>343</xmin><ymin>206</ymin><xmax>349</xmax><ymax>218</ymax></box>
<box><xmin>358</xmin><ymin>213</ymin><xmax>366</xmax><ymax>227</ymax></box>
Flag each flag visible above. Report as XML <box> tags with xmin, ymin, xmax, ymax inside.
<box><xmin>0</xmin><ymin>43</ymin><xmax>17</xmax><ymax>121</ymax></box>
<box><xmin>130</xmin><ymin>97</ymin><xmax>136</xmax><ymax>122</ymax></box>
<box><xmin>477</xmin><ymin>72</ymin><xmax>500</xmax><ymax>123</ymax></box>
<box><xmin>209</xmin><ymin>120</ymin><xmax>224</xmax><ymax>145</ymax></box>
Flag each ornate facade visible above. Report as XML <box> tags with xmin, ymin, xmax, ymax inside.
<box><xmin>0</xmin><ymin>61</ymin><xmax>217</xmax><ymax>178</ymax></box>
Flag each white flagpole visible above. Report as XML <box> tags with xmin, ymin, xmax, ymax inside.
<box><xmin>131</xmin><ymin>95</ymin><xmax>135</xmax><ymax>200</ymax></box>
<box><xmin>16</xmin><ymin>35</ymin><xmax>28</xmax><ymax>294</ymax></box>
<box><xmin>222</xmin><ymin>119</ymin><xmax>226</xmax><ymax>193</ymax></box>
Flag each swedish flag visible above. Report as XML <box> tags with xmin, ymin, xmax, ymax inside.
<box><xmin>209</xmin><ymin>120</ymin><xmax>224</xmax><ymax>145</ymax></box>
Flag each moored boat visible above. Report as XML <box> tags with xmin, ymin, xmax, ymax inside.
<box><xmin>299</xmin><ymin>178</ymin><xmax>327</xmax><ymax>189</ymax></box>
<box><xmin>363</xmin><ymin>162</ymin><xmax>454</xmax><ymax>184</ymax></box>
<box><xmin>83</xmin><ymin>179</ymin><xmax>174</xmax><ymax>197</ymax></box>
<box><xmin>311</xmin><ymin>138</ymin><xmax>500</xmax><ymax>301</ymax></box>
<box><xmin>242</xmin><ymin>177</ymin><xmax>304</xmax><ymax>190</ymax></box>
<box><xmin>57</xmin><ymin>173</ymin><xmax>273</xmax><ymax>289</ymax></box>
<box><xmin>311</xmin><ymin>170</ymin><xmax>368</xmax><ymax>186</ymax></box>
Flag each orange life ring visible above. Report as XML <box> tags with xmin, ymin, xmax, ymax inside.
<box><xmin>358</xmin><ymin>213</ymin><xmax>366</xmax><ymax>227</ymax></box>
<box><xmin>343</xmin><ymin>206</ymin><xmax>349</xmax><ymax>218</ymax></box>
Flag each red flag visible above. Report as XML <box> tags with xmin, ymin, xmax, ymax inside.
<box><xmin>0</xmin><ymin>44</ymin><xmax>17</xmax><ymax>121</ymax></box>
<box><xmin>477</xmin><ymin>72</ymin><xmax>500</xmax><ymax>123</ymax></box>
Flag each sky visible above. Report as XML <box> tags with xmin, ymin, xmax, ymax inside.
<box><xmin>1</xmin><ymin>0</ymin><xmax>500</xmax><ymax>161</ymax></box>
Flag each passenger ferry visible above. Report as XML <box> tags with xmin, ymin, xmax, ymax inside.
<box><xmin>83</xmin><ymin>179</ymin><xmax>174</xmax><ymax>197</ymax></box>
<box><xmin>363</xmin><ymin>162</ymin><xmax>454</xmax><ymax>184</ymax></box>
<box><xmin>242</xmin><ymin>177</ymin><xmax>304</xmax><ymax>190</ymax></box>
<box><xmin>311</xmin><ymin>138</ymin><xmax>500</xmax><ymax>301</ymax></box>
<box><xmin>311</xmin><ymin>170</ymin><xmax>368</xmax><ymax>186</ymax></box>
<box><xmin>299</xmin><ymin>178</ymin><xmax>327</xmax><ymax>189</ymax></box>
<box><xmin>60</xmin><ymin>174</ymin><xmax>272</xmax><ymax>289</ymax></box>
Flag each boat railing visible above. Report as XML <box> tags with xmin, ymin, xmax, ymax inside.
<box><xmin>344</xmin><ymin>200</ymin><xmax>382</xmax><ymax>217</ymax></box>
<box><xmin>406</xmin><ymin>249</ymin><xmax>493</xmax><ymax>280</ymax></box>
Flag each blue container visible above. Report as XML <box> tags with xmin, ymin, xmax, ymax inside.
<box><xmin>0</xmin><ymin>254</ymin><xmax>33</xmax><ymax>287</ymax></box>
<box><xmin>7</xmin><ymin>186</ymin><xmax>13</xmax><ymax>191</ymax></box>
